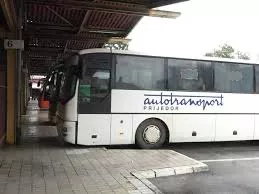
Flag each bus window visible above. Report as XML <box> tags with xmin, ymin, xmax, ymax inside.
<box><xmin>78</xmin><ymin>53</ymin><xmax>111</xmax><ymax>114</ymax></box>
<box><xmin>168</xmin><ymin>59</ymin><xmax>213</xmax><ymax>92</ymax></box>
<box><xmin>214</xmin><ymin>62</ymin><xmax>253</xmax><ymax>93</ymax></box>
<box><xmin>115</xmin><ymin>55</ymin><xmax>165</xmax><ymax>90</ymax></box>
<box><xmin>255</xmin><ymin>66</ymin><xmax>259</xmax><ymax>93</ymax></box>
<box><xmin>79</xmin><ymin>69</ymin><xmax>110</xmax><ymax>103</ymax></box>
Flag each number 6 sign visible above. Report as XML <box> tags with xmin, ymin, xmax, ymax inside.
<box><xmin>4</xmin><ymin>40</ymin><xmax>24</xmax><ymax>50</ymax></box>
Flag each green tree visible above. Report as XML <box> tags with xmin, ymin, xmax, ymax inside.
<box><xmin>205</xmin><ymin>43</ymin><xmax>250</xmax><ymax>60</ymax></box>
<box><xmin>236</xmin><ymin>51</ymin><xmax>250</xmax><ymax>60</ymax></box>
<box><xmin>205</xmin><ymin>44</ymin><xmax>235</xmax><ymax>58</ymax></box>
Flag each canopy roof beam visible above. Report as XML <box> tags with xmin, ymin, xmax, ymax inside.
<box><xmin>25</xmin><ymin>24</ymin><xmax>126</xmax><ymax>35</ymax></box>
<box><xmin>46</xmin><ymin>6</ymin><xmax>74</xmax><ymax>26</ymax></box>
<box><xmin>25</xmin><ymin>0</ymin><xmax>181</xmax><ymax>19</ymax></box>
<box><xmin>0</xmin><ymin>0</ymin><xmax>17</xmax><ymax>31</ymax></box>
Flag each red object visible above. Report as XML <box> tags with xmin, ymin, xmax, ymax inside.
<box><xmin>39</xmin><ymin>97</ymin><xmax>49</xmax><ymax>109</ymax></box>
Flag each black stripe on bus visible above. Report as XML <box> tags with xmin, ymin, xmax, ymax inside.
<box><xmin>75</xmin><ymin>121</ymin><xmax>78</xmax><ymax>145</ymax></box>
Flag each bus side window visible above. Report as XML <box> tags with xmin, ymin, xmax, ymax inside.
<box><xmin>214</xmin><ymin>62</ymin><xmax>253</xmax><ymax>93</ymax></box>
<box><xmin>115</xmin><ymin>55</ymin><xmax>165</xmax><ymax>90</ymax></box>
<box><xmin>255</xmin><ymin>66</ymin><xmax>259</xmax><ymax>93</ymax></box>
<box><xmin>168</xmin><ymin>59</ymin><xmax>213</xmax><ymax>92</ymax></box>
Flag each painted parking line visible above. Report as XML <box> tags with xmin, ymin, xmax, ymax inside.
<box><xmin>200</xmin><ymin>157</ymin><xmax>259</xmax><ymax>163</ymax></box>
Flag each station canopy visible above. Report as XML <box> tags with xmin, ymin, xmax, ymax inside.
<box><xmin>24</xmin><ymin>0</ymin><xmax>187</xmax><ymax>75</ymax></box>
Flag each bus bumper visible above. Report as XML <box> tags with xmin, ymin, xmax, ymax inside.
<box><xmin>57</xmin><ymin>117</ymin><xmax>77</xmax><ymax>144</ymax></box>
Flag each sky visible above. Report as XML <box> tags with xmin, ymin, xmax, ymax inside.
<box><xmin>127</xmin><ymin>0</ymin><xmax>259</xmax><ymax>60</ymax></box>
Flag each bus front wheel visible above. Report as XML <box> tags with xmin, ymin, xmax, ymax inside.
<box><xmin>136</xmin><ymin>119</ymin><xmax>167</xmax><ymax>149</ymax></box>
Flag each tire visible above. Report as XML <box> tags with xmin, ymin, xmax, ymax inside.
<box><xmin>135</xmin><ymin>119</ymin><xmax>167</xmax><ymax>149</ymax></box>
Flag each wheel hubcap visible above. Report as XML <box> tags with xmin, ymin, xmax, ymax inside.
<box><xmin>143</xmin><ymin>125</ymin><xmax>161</xmax><ymax>144</ymax></box>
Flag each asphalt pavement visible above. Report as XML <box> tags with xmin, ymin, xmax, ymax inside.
<box><xmin>149</xmin><ymin>141</ymin><xmax>259</xmax><ymax>194</ymax></box>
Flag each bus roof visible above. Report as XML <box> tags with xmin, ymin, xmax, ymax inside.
<box><xmin>78</xmin><ymin>48</ymin><xmax>259</xmax><ymax>65</ymax></box>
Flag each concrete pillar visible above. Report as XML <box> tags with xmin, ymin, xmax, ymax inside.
<box><xmin>1</xmin><ymin>0</ymin><xmax>21</xmax><ymax>145</ymax></box>
<box><xmin>6</xmin><ymin>50</ymin><xmax>16</xmax><ymax>144</ymax></box>
<box><xmin>0</xmin><ymin>40</ymin><xmax>7</xmax><ymax>146</ymax></box>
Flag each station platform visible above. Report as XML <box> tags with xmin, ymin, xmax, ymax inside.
<box><xmin>0</xmin><ymin>101</ymin><xmax>208</xmax><ymax>194</ymax></box>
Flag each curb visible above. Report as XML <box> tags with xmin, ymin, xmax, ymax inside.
<box><xmin>131</xmin><ymin>162</ymin><xmax>209</xmax><ymax>179</ymax></box>
<box><xmin>130</xmin><ymin>162</ymin><xmax>209</xmax><ymax>193</ymax></box>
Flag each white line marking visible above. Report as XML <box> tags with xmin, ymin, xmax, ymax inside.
<box><xmin>200</xmin><ymin>157</ymin><xmax>259</xmax><ymax>163</ymax></box>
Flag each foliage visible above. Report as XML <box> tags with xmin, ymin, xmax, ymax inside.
<box><xmin>205</xmin><ymin>43</ymin><xmax>250</xmax><ymax>60</ymax></box>
<box><xmin>236</xmin><ymin>51</ymin><xmax>250</xmax><ymax>60</ymax></box>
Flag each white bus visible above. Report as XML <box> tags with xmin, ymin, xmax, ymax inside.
<box><xmin>57</xmin><ymin>48</ymin><xmax>259</xmax><ymax>149</ymax></box>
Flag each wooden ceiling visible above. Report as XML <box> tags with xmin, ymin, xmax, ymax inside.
<box><xmin>23</xmin><ymin>0</ymin><xmax>187</xmax><ymax>75</ymax></box>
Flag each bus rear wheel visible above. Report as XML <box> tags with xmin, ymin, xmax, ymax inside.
<box><xmin>136</xmin><ymin>119</ymin><xmax>167</xmax><ymax>149</ymax></box>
